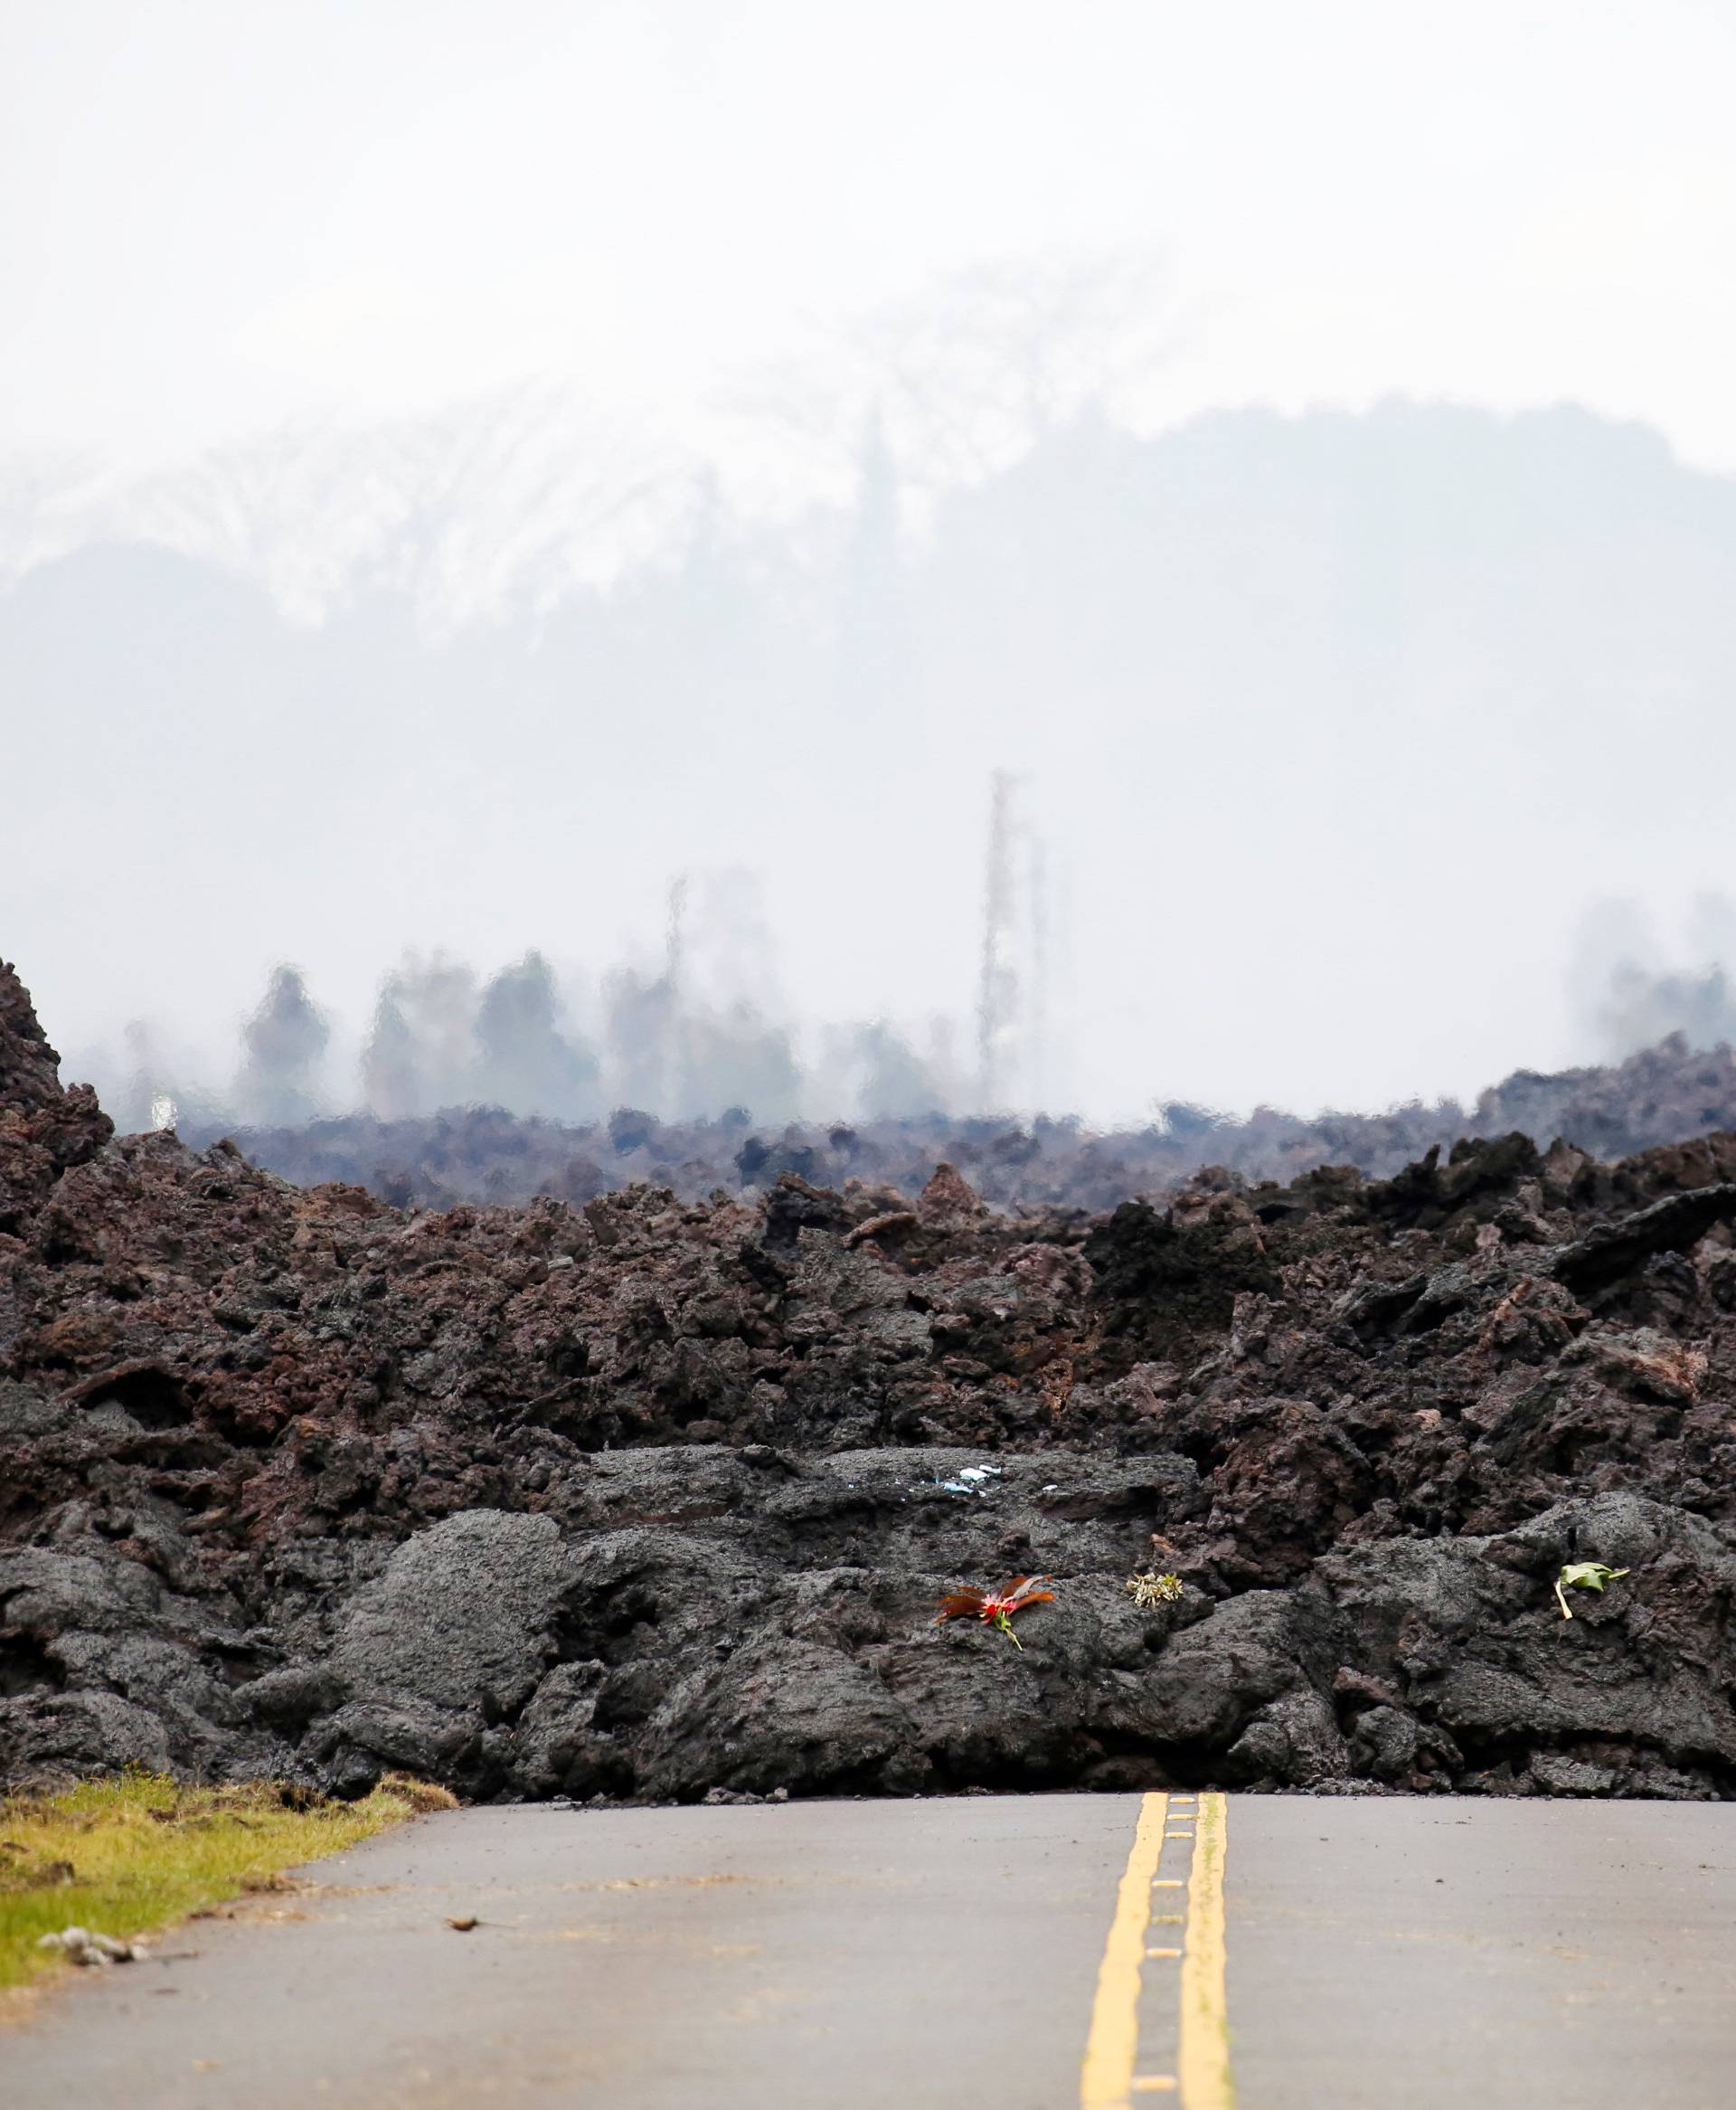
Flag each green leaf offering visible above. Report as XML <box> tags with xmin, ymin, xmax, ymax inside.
<box><xmin>1554</xmin><ymin>1561</ymin><xmax>1631</xmax><ymax>1619</ymax></box>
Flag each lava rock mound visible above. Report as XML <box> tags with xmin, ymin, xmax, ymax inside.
<box><xmin>5</xmin><ymin>959</ymin><xmax>1736</xmax><ymax>1803</ymax></box>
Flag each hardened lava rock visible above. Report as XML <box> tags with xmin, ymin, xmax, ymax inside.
<box><xmin>5</xmin><ymin>955</ymin><xmax>1736</xmax><ymax>1804</ymax></box>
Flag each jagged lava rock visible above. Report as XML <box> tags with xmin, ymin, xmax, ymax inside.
<box><xmin>5</xmin><ymin>959</ymin><xmax>1736</xmax><ymax>1802</ymax></box>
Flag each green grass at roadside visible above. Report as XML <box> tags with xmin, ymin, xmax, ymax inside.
<box><xmin>0</xmin><ymin>1772</ymin><xmax>451</xmax><ymax>1994</ymax></box>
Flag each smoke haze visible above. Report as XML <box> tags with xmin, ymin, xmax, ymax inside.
<box><xmin>6</xmin><ymin>5</ymin><xmax>1736</xmax><ymax>1127</ymax></box>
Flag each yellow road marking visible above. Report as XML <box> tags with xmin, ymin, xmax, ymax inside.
<box><xmin>1079</xmin><ymin>1793</ymin><xmax>1168</xmax><ymax>2110</ymax></box>
<box><xmin>1080</xmin><ymin>1792</ymin><xmax>1237</xmax><ymax>2110</ymax></box>
<box><xmin>1177</xmin><ymin>1793</ymin><xmax>1235</xmax><ymax>2109</ymax></box>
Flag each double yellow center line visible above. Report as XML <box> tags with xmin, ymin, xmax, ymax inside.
<box><xmin>1079</xmin><ymin>1792</ymin><xmax>1235</xmax><ymax>2110</ymax></box>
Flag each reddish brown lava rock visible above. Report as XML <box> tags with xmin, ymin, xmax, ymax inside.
<box><xmin>915</xmin><ymin>1161</ymin><xmax>989</xmax><ymax>1229</ymax></box>
<box><xmin>5</xmin><ymin>957</ymin><xmax>1736</xmax><ymax>1806</ymax></box>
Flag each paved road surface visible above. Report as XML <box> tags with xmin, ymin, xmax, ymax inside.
<box><xmin>5</xmin><ymin>1793</ymin><xmax>1732</xmax><ymax>2108</ymax></box>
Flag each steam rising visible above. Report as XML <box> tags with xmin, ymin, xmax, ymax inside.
<box><xmin>1571</xmin><ymin>895</ymin><xmax>1736</xmax><ymax>1063</ymax></box>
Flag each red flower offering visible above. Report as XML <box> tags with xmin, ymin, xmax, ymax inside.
<box><xmin>934</xmin><ymin>1575</ymin><xmax>1056</xmax><ymax>1649</ymax></box>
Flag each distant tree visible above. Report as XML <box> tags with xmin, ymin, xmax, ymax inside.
<box><xmin>116</xmin><ymin>381</ymin><xmax>693</xmax><ymax>629</ymax></box>
<box><xmin>360</xmin><ymin>953</ymin><xmax>480</xmax><ymax>1115</ymax></box>
<box><xmin>472</xmin><ymin>951</ymin><xmax>602</xmax><ymax>1119</ymax></box>
<box><xmin>850</xmin><ymin>248</ymin><xmax>1176</xmax><ymax>490</ymax></box>
<box><xmin>605</xmin><ymin>965</ymin><xmax>677</xmax><ymax>1116</ymax></box>
<box><xmin>236</xmin><ymin>966</ymin><xmax>328</xmax><ymax>1124</ymax></box>
<box><xmin>723</xmin><ymin>247</ymin><xmax>1178</xmax><ymax>518</ymax></box>
<box><xmin>855</xmin><ymin>1021</ymin><xmax>948</xmax><ymax>1121</ymax></box>
<box><xmin>115</xmin><ymin>1018</ymin><xmax>177</xmax><ymax>1134</ymax></box>
<box><xmin>676</xmin><ymin>1003</ymin><xmax>804</xmax><ymax>1125</ymax></box>
<box><xmin>835</xmin><ymin>409</ymin><xmax>910</xmax><ymax>716</ymax></box>
<box><xmin>360</xmin><ymin>989</ymin><xmax>420</xmax><ymax>1119</ymax></box>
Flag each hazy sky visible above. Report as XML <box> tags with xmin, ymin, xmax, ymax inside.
<box><xmin>5</xmin><ymin>0</ymin><xmax>1736</xmax><ymax>476</ymax></box>
<box><xmin>8</xmin><ymin>2</ymin><xmax>1736</xmax><ymax>1129</ymax></box>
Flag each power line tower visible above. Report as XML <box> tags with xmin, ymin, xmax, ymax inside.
<box><xmin>975</xmin><ymin>771</ymin><xmax>1059</xmax><ymax>1117</ymax></box>
<box><xmin>976</xmin><ymin>771</ymin><xmax>1021</xmax><ymax>1113</ymax></box>
<box><xmin>661</xmin><ymin>872</ymin><xmax>688</xmax><ymax>1113</ymax></box>
<box><xmin>1027</xmin><ymin>830</ymin><xmax>1050</xmax><ymax>1116</ymax></box>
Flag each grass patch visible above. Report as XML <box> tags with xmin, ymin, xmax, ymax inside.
<box><xmin>0</xmin><ymin>1772</ymin><xmax>452</xmax><ymax>1995</ymax></box>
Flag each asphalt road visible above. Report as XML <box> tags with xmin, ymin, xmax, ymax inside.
<box><xmin>5</xmin><ymin>1793</ymin><xmax>1732</xmax><ymax>2108</ymax></box>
